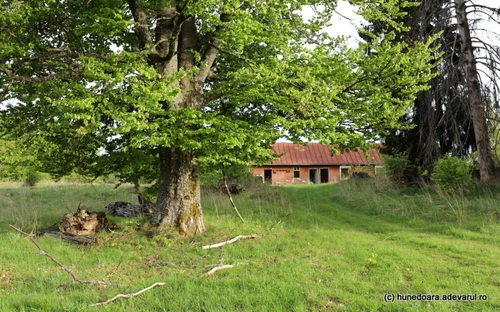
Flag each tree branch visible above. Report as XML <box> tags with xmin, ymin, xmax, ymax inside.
<box><xmin>9</xmin><ymin>224</ymin><xmax>112</xmax><ymax>287</ymax></box>
<box><xmin>154</xmin><ymin>7</ymin><xmax>184</xmax><ymax>60</ymax></box>
<box><xmin>205</xmin><ymin>264</ymin><xmax>234</xmax><ymax>276</ymax></box>
<box><xmin>127</xmin><ymin>0</ymin><xmax>153</xmax><ymax>49</ymax></box>
<box><xmin>222</xmin><ymin>175</ymin><xmax>245</xmax><ymax>223</ymax></box>
<box><xmin>196</xmin><ymin>13</ymin><xmax>231</xmax><ymax>84</ymax></box>
<box><xmin>202</xmin><ymin>234</ymin><xmax>258</xmax><ymax>249</ymax></box>
<box><xmin>89</xmin><ymin>282</ymin><xmax>167</xmax><ymax>307</ymax></box>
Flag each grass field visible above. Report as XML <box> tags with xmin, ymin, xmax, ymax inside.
<box><xmin>0</xmin><ymin>180</ymin><xmax>499</xmax><ymax>311</ymax></box>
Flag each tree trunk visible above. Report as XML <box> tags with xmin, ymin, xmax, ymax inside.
<box><xmin>147</xmin><ymin>14</ymin><xmax>209</xmax><ymax>235</ymax></box>
<box><xmin>127</xmin><ymin>4</ymin><xmax>220</xmax><ymax>234</ymax></box>
<box><xmin>454</xmin><ymin>0</ymin><xmax>496</xmax><ymax>182</ymax></box>
<box><xmin>153</xmin><ymin>146</ymin><xmax>206</xmax><ymax>236</ymax></box>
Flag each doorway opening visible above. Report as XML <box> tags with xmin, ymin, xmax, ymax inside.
<box><xmin>309</xmin><ymin>169</ymin><xmax>318</xmax><ymax>183</ymax></box>
<box><xmin>264</xmin><ymin>169</ymin><xmax>272</xmax><ymax>183</ymax></box>
<box><xmin>320</xmin><ymin>168</ymin><xmax>329</xmax><ymax>183</ymax></box>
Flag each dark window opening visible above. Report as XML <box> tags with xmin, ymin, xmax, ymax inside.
<box><xmin>294</xmin><ymin>166</ymin><xmax>300</xmax><ymax>178</ymax></box>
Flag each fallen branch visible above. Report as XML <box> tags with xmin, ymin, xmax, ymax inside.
<box><xmin>9</xmin><ymin>224</ymin><xmax>111</xmax><ymax>287</ymax></box>
<box><xmin>89</xmin><ymin>282</ymin><xmax>167</xmax><ymax>307</ymax></box>
<box><xmin>41</xmin><ymin>228</ymin><xmax>96</xmax><ymax>245</ymax></box>
<box><xmin>202</xmin><ymin>234</ymin><xmax>258</xmax><ymax>250</ymax></box>
<box><xmin>205</xmin><ymin>264</ymin><xmax>234</xmax><ymax>276</ymax></box>
<box><xmin>222</xmin><ymin>176</ymin><xmax>245</xmax><ymax>223</ymax></box>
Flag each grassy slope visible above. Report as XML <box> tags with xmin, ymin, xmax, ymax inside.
<box><xmin>0</xmin><ymin>181</ymin><xmax>498</xmax><ymax>311</ymax></box>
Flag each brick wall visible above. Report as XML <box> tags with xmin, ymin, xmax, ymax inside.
<box><xmin>252</xmin><ymin>166</ymin><xmax>341</xmax><ymax>184</ymax></box>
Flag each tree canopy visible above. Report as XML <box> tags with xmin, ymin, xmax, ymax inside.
<box><xmin>0</xmin><ymin>0</ymin><xmax>438</xmax><ymax>234</ymax></box>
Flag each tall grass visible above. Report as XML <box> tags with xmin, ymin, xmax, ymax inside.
<box><xmin>334</xmin><ymin>177</ymin><xmax>500</xmax><ymax>232</ymax></box>
<box><xmin>0</xmin><ymin>180</ymin><xmax>499</xmax><ymax>311</ymax></box>
<box><xmin>0</xmin><ymin>182</ymin><xmax>140</xmax><ymax>233</ymax></box>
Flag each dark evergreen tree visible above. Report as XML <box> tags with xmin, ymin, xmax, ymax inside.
<box><xmin>365</xmin><ymin>0</ymin><xmax>500</xmax><ymax>182</ymax></box>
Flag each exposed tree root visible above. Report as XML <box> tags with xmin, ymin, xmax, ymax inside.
<box><xmin>202</xmin><ymin>234</ymin><xmax>258</xmax><ymax>249</ymax></box>
<box><xmin>9</xmin><ymin>224</ymin><xmax>112</xmax><ymax>287</ymax></box>
<box><xmin>89</xmin><ymin>282</ymin><xmax>167</xmax><ymax>307</ymax></box>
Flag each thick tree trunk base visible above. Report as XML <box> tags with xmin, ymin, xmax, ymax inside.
<box><xmin>153</xmin><ymin>147</ymin><xmax>206</xmax><ymax>236</ymax></box>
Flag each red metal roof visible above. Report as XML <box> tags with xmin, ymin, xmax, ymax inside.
<box><xmin>269</xmin><ymin>142</ymin><xmax>383</xmax><ymax>165</ymax></box>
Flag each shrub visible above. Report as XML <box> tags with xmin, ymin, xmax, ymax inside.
<box><xmin>382</xmin><ymin>154</ymin><xmax>420</xmax><ymax>185</ymax></box>
<box><xmin>431</xmin><ymin>156</ymin><xmax>475</xmax><ymax>192</ymax></box>
<box><xmin>24</xmin><ymin>171</ymin><xmax>41</xmax><ymax>187</ymax></box>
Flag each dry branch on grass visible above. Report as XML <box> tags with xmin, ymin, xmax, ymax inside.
<box><xmin>41</xmin><ymin>228</ymin><xmax>97</xmax><ymax>245</ymax></box>
<box><xmin>89</xmin><ymin>282</ymin><xmax>166</xmax><ymax>307</ymax></box>
<box><xmin>205</xmin><ymin>264</ymin><xmax>235</xmax><ymax>276</ymax></box>
<box><xmin>202</xmin><ymin>234</ymin><xmax>258</xmax><ymax>249</ymax></box>
<box><xmin>9</xmin><ymin>224</ymin><xmax>112</xmax><ymax>287</ymax></box>
<box><xmin>222</xmin><ymin>177</ymin><xmax>245</xmax><ymax>223</ymax></box>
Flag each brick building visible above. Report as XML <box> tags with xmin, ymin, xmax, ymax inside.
<box><xmin>251</xmin><ymin>142</ymin><xmax>384</xmax><ymax>184</ymax></box>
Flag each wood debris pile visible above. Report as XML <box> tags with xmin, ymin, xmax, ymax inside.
<box><xmin>58</xmin><ymin>205</ymin><xmax>116</xmax><ymax>236</ymax></box>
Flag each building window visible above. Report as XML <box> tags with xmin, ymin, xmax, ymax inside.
<box><xmin>375</xmin><ymin>166</ymin><xmax>384</xmax><ymax>176</ymax></box>
<box><xmin>340</xmin><ymin>166</ymin><xmax>351</xmax><ymax>180</ymax></box>
<box><xmin>293</xmin><ymin>166</ymin><xmax>300</xmax><ymax>178</ymax></box>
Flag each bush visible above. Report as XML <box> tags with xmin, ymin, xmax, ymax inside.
<box><xmin>431</xmin><ymin>156</ymin><xmax>475</xmax><ymax>192</ymax></box>
<box><xmin>382</xmin><ymin>154</ymin><xmax>420</xmax><ymax>185</ymax></box>
<box><xmin>24</xmin><ymin>171</ymin><xmax>41</xmax><ymax>187</ymax></box>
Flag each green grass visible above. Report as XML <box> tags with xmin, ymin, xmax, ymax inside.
<box><xmin>0</xmin><ymin>180</ymin><xmax>499</xmax><ymax>311</ymax></box>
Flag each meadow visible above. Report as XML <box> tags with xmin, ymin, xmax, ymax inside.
<box><xmin>0</xmin><ymin>179</ymin><xmax>499</xmax><ymax>311</ymax></box>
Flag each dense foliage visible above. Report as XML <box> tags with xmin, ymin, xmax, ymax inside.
<box><xmin>431</xmin><ymin>155</ymin><xmax>475</xmax><ymax>193</ymax></box>
<box><xmin>381</xmin><ymin>153</ymin><xmax>421</xmax><ymax>186</ymax></box>
<box><xmin>0</xmin><ymin>0</ymin><xmax>438</xmax><ymax>232</ymax></box>
<box><xmin>1</xmin><ymin>0</ymin><xmax>436</xmax><ymax>176</ymax></box>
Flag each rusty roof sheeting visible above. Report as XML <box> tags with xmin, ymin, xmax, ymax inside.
<box><xmin>269</xmin><ymin>143</ymin><xmax>383</xmax><ymax>165</ymax></box>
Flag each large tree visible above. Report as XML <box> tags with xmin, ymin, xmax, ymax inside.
<box><xmin>370</xmin><ymin>0</ymin><xmax>473</xmax><ymax>178</ymax></box>
<box><xmin>0</xmin><ymin>0</ymin><xmax>436</xmax><ymax>235</ymax></box>
<box><xmin>380</xmin><ymin>0</ymin><xmax>500</xmax><ymax>182</ymax></box>
<box><xmin>454</xmin><ymin>0</ymin><xmax>497</xmax><ymax>182</ymax></box>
